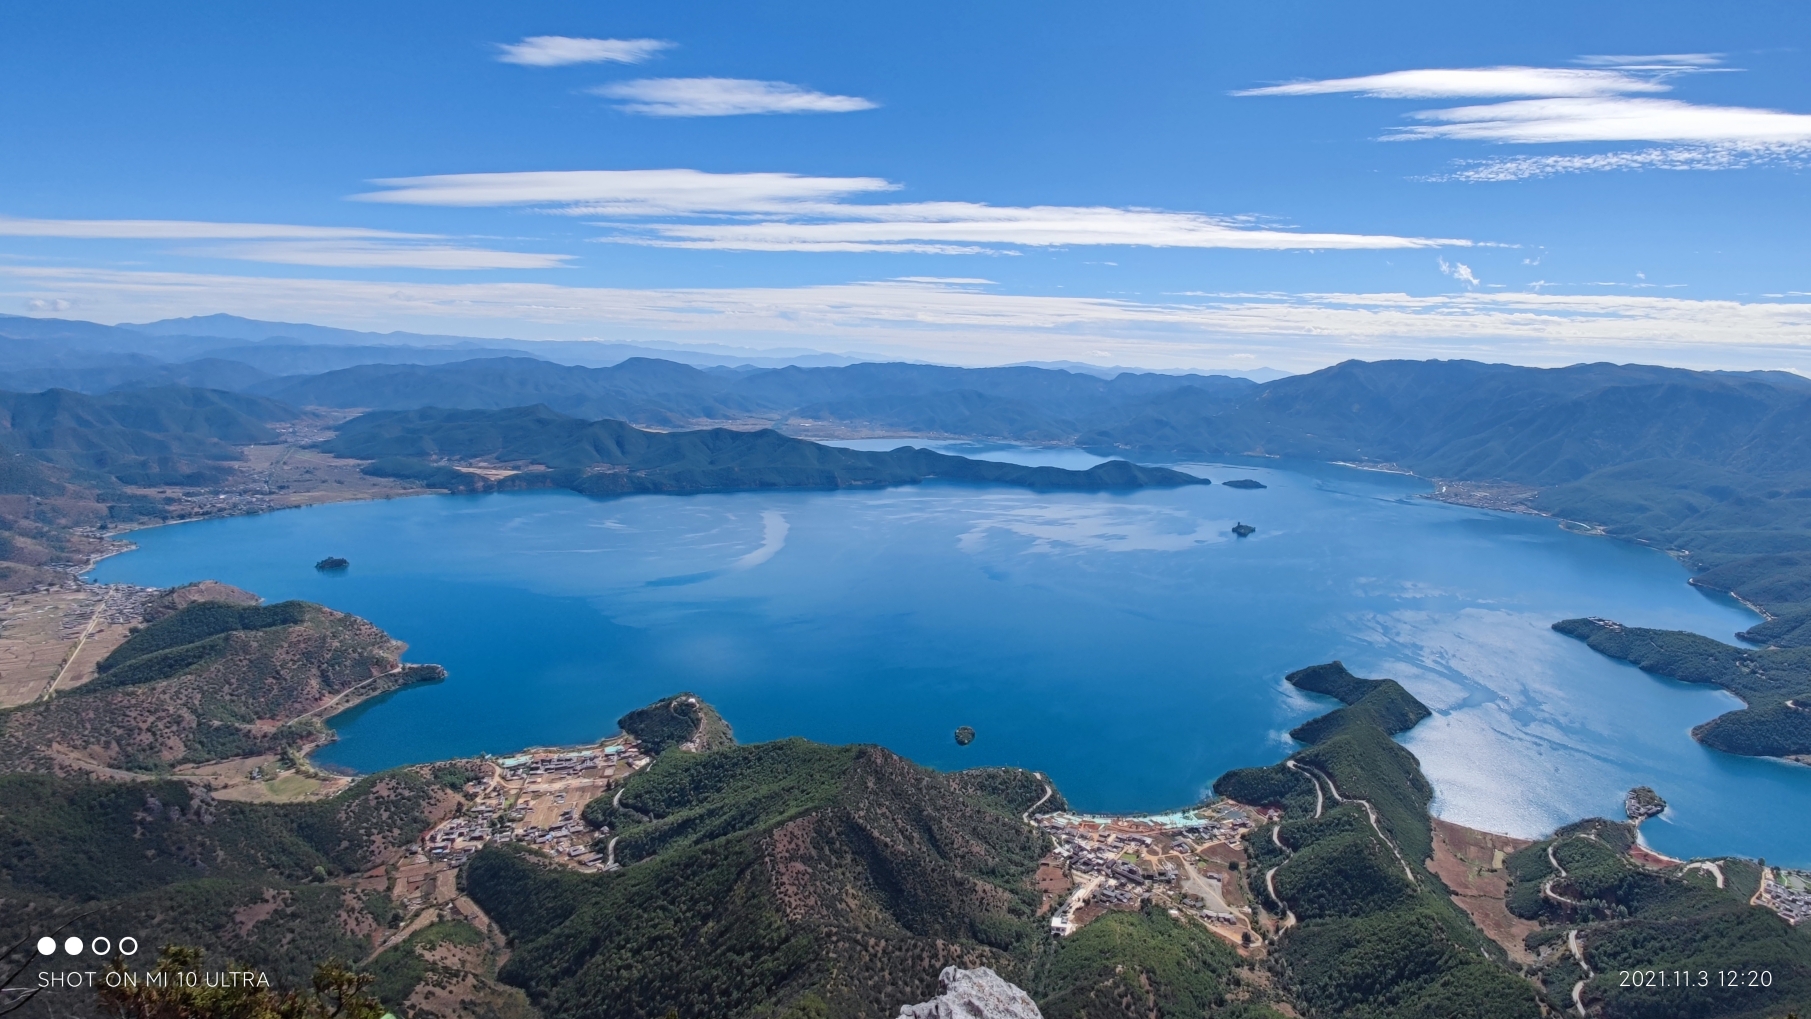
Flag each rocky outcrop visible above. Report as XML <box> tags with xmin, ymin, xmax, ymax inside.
<box><xmin>897</xmin><ymin>967</ymin><xmax>1043</xmax><ymax>1019</ymax></box>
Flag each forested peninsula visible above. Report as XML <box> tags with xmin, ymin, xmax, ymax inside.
<box><xmin>319</xmin><ymin>405</ymin><xmax>1210</xmax><ymax>497</ymax></box>
<box><xmin>1555</xmin><ymin>617</ymin><xmax>1811</xmax><ymax>760</ymax></box>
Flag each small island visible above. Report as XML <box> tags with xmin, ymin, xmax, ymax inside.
<box><xmin>1625</xmin><ymin>785</ymin><xmax>1667</xmax><ymax>821</ymax></box>
<box><xmin>314</xmin><ymin>556</ymin><xmax>350</xmax><ymax>571</ymax></box>
<box><xmin>954</xmin><ymin>725</ymin><xmax>976</xmax><ymax>746</ymax></box>
<box><xmin>1232</xmin><ymin>522</ymin><xmax>1256</xmax><ymax>537</ymax></box>
<box><xmin>1222</xmin><ymin>478</ymin><xmax>1267</xmax><ymax>489</ymax></box>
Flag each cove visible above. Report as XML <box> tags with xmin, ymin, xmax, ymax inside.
<box><xmin>92</xmin><ymin>453</ymin><xmax>1811</xmax><ymax>865</ymax></box>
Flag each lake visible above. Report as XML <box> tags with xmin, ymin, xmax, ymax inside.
<box><xmin>93</xmin><ymin>446</ymin><xmax>1811</xmax><ymax>865</ymax></box>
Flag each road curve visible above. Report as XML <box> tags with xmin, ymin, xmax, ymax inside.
<box><xmin>1293</xmin><ymin>760</ymin><xmax>1415</xmax><ymax>885</ymax></box>
<box><xmin>1567</xmin><ymin>929</ymin><xmax>1594</xmax><ymax>1017</ymax></box>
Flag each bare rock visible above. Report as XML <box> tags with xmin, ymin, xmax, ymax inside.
<box><xmin>897</xmin><ymin>967</ymin><xmax>1042</xmax><ymax>1019</ymax></box>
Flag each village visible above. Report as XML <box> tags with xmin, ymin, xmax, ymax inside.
<box><xmin>386</xmin><ymin>736</ymin><xmax>652</xmax><ymax>914</ymax></box>
<box><xmin>1034</xmin><ymin>800</ymin><xmax>1272</xmax><ymax>947</ymax></box>
<box><xmin>1759</xmin><ymin>867</ymin><xmax>1811</xmax><ymax>926</ymax></box>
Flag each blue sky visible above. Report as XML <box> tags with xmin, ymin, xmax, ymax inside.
<box><xmin>2</xmin><ymin>0</ymin><xmax>1808</xmax><ymax>370</ymax></box>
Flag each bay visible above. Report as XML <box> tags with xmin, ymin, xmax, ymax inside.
<box><xmin>92</xmin><ymin>451</ymin><xmax>1811</xmax><ymax>865</ymax></box>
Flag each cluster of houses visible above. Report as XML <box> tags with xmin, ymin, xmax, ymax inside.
<box><xmin>1036</xmin><ymin>803</ymin><xmax>1261</xmax><ymax>938</ymax></box>
<box><xmin>1761</xmin><ymin>869</ymin><xmax>1811</xmax><ymax>925</ymax></box>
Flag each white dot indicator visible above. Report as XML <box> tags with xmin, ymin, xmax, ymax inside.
<box><xmin>36</xmin><ymin>937</ymin><xmax>55</xmax><ymax>956</ymax></box>
<box><xmin>63</xmin><ymin>936</ymin><xmax>82</xmax><ymax>955</ymax></box>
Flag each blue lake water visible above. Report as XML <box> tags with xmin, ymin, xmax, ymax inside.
<box><xmin>92</xmin><ymin>451</ymin><xmax>1811</xmax><ymax>865</ymax></box>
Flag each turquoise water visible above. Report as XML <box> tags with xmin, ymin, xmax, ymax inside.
<box><xmin>92</xmin><ymin>454</ymin><xmax>1811</xmax><ymax>864</ymax></box>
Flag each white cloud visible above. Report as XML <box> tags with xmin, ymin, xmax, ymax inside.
<box><xmin>590</xmin><ymin>78</ymin><xmax>877</xmax><ymax>116</ymax></box>
<box><xmin>0</xmin><ymin>216</ymin><xmax>425</xmax><ymax>240</ymax></box>
<box><xmin>495</xmin><ymin>36</ymin><xmax>672</xmax><ymax>67</ymax></box>
<box><xmin>0</xmin><ymin>216</ymin><xmax>567</xmax><ymax>270</ymax></box>
<box><xmin>355</xmin><ymin>169</ymin><xmax>1467</xmax><ymax>253</ymax></box>
<box><xmin>608</xmin><ymin>201</ymin><xmax>1463</xmax><ymax>252</ymax></box>
<box><xmin>355</xmin><ymin>169</ymin><xmax>897</xmax><ymax>213</ymax></box>
<box><xmin>1234</xmin><ymin>67</ymin><xmax>1669</xmax><ymax>99</ymax></box>
<box><xmin>1396</xmin><ymin>96</ymin><xmax>1811</xmax><ymax>145</ymax></box>
<box><xmin>1439</xmin><ymin>258</ymin><xmax>1481</xmax><ymax>287</ymax></box>
<box><xmin>186</xmin><ymin>241</ymin><xmax>573</xmax><ymax>270</ymax></box>
<box><xmin>4</xmin><ymin>265</ymin><xmax>1809</xmax><ymax>373</ymax></box>
<box><xmin>1240</xmin><ymin>60</ymin><xmax>1811</xmax><ymax>178</ymax></box>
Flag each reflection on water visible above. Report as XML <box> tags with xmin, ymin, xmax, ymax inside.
<box><xmin>93</xmin><ymin>456</ymin><xmax>1811</xmax><ymax>864</ymax></box>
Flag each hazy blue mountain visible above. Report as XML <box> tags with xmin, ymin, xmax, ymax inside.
<box><xmin>0</xmin><ymin>357</ymin><xmax>273</xmax><ymax>395</ymax></box>
<box><xmin>255</xmin><ymin>355</ymin><xmax>1256</xmax><ymax>440</ymax></box>
<box><xmin>126</xmin><ymin>313</ymin><xmax>863</xmax><ymax>368</ymax></box>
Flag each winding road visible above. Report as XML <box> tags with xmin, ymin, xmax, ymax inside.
<box><xmin>1542</xmin><ymin>842</ymin><xmax>1585</xmax><ymax>908</ymax></box>
<box><xmin>1567</xmin><ymin>929</ymin><xmax>1594</xmax><ymax>1017</ymax></box>
<box><xmin>1291</xmin><ymin>760</ymin><xmax>1416</xmax><ymax>885</ymax></box>
<box><xmin>1023</xmin><ymin>774</ymin><xmax>1053</xmax><ymax>824</ymax></box>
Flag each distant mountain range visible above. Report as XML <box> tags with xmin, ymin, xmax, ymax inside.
<box><xmin>6</xmin><ymin>310</ymin><xmax>1811</xmax><ymax>627</ymax></box>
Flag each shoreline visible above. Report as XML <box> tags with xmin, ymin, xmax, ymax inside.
<box><xmin>79</xmin><ymin>450</ymin><xmax>1806</xmax><ymax>870</ymax></box>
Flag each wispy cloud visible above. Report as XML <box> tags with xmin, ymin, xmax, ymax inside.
<box><xmin>6</xmin><ymin>266</ymin><xmax>1809</xmax><ymax>373</ymax></box>
<box><xmin>1395</xmin><ymin>97</ymin><xmax>1811</xmax><ymax>145</ymax></box>
<box><xmin>1574</xmin><ymin>53</ymin><xmax>1724</xmax><ymax>68</ymax></box>
<box><xmin>0</xmin><ymin>216</ymin><xmax>568</xmax><ymax>270</ymax></box>
<box><xmin>0</xmin><ymin>217</ymin><xmax>425</xmax><ymax>240</ymax></box>
<box><xmin>355</xmin><ymin>169</ymin><xmax>896</xmax><ymax>213</ymax></box>
<box><xmin>495</xmin><ymin>36</ymin><xmax>672</xmax><ymax>67</ymax></box>
<box><xmin>355</xmin><ymin>169</ymin><xmax>1468</xmax><ymax>253</ymax></box>
<box><xmin>1238</xmin><ymin>57</ymin><xmax>1811</xmax><ymax>180</ymax></box>
<box><xmin>1234</xmin><ymin>66</ymin><xmax>1670</xmax><ymax>99</ymax></box>
<box><xmin>1422</xmin><ymin>144</ymin><xmax>1809</xmax><ymax>182</ymax></box>
<box><xmin>590</xmin><ymin>78</ymin><xmax>877</xmax><ymax>116</ymax></box>
<box><xmin>186</xmin><ymin>241</ymin><xmax>572</xmax><ymax>270</ymax></box>
<box><xmin>1439</xmin><ymin>257</ymin><xmax>1480</xmax><ymax>287</ymax></box>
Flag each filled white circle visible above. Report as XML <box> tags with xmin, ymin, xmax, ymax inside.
<box><xmin>36</xmin><ymin>937</ymin><xmax>55</xmax><ymax>956</ymax></box>
<box><xmin>62</xmin><ymin>936</ymin><xmax>82</xmax><ymax>955</ymax></box>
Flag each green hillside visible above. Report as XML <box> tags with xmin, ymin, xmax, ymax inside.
<box><xmin>468</xmin><ymin>739</ymin><xmax>1066</xmax><ymax>1019</ymax></box>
